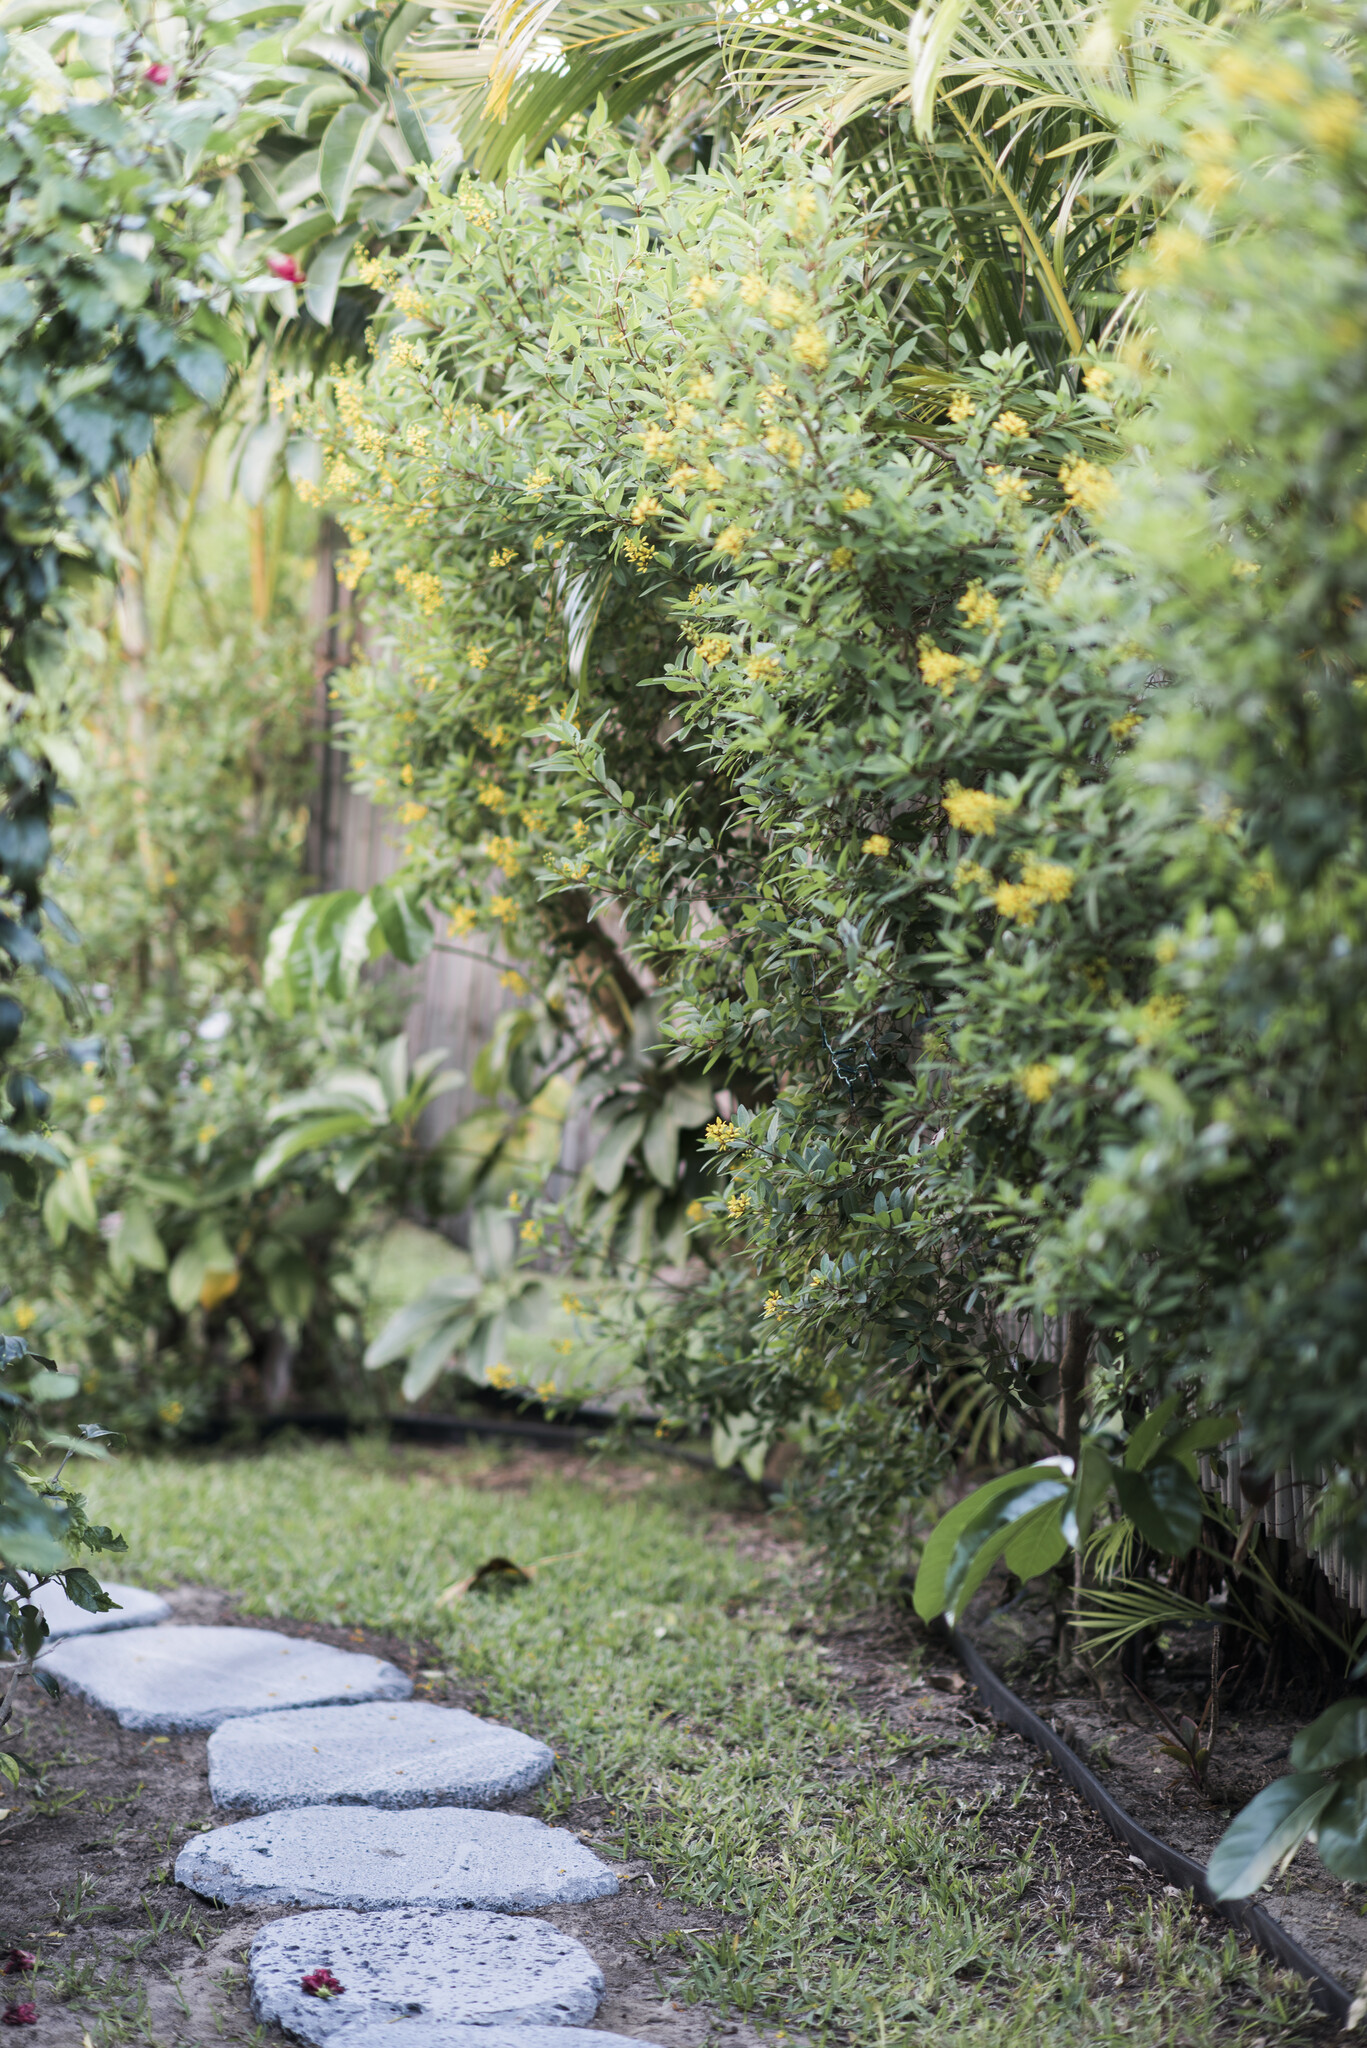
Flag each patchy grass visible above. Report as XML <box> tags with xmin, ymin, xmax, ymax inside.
<box><xmin>83</xmin><ymin>1440</ymin><xmax>1323</xmax><ymax>2048</ymax></box>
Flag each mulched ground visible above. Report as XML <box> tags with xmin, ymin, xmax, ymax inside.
<box><xmin>971</xmin><ymin>1592</ymin><xmax>1367</xmax><ymax>1992</ymax></box>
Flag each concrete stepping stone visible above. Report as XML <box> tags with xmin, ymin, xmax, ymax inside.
<box><xmin>207</xmin><ymin>1700</ymin><xmax>554</xmax><ymax>1811</ymax></box>
<box><xmin>249</xmin><ymin>1906</ymin><xmax>607</xmax><ymax>2044</ymax></box>
<box><xmin>177</xmin><ymin>1805</ymin><xmax>618</xmax><ymax>1910</ymax></box>
<box><xmin>40</xmin><ymin>1624</ymin><xmax>411</xmax><ymax>1732</ymax></box>
<box><xmin>9</xmin><ymin>1579</ymin><xmax>170</xmax><ymax>1637</ymax></box>
<box><xmin>312</xmin><ymin>2029</ymin><xmax>660</xmax><ymax>2047</ymax></box>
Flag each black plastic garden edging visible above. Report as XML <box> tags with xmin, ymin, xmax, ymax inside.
<box><xmin>948</xmin><ymin>1628</ymin><xmax>1353</xmax><ymax>2024</ymax></box>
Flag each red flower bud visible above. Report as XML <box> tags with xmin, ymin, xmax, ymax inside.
<box><xmin>144</xmin><ymin>62</ymin><xmax>172</xmax><ymax>84</ymax></box>
<box><xmin>301</xmin><ymin>1969</ymin><xmax>344</xmax><ymax>1999</ymax></box>
<box><xmin>267</xmin><ymin>253</ymin><xmax>306</xmax><ymax>286</ymax></box>
<box><xmin>1</xmin><ymin>2005</ymin><xmax>37</xmax><ymax>2027</ymax></box>
<box><xmin>0</xmin><ymin>1956</ymin><xmax>33</xmax><ymax>1979</ymax></box>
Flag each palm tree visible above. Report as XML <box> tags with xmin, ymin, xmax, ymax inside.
<box><xmin>400</xmin><ymin>0</ymin><xmax>1225</xmax><ymax>366</ymax></box>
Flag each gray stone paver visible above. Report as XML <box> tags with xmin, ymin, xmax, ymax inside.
<box><xmin>40</xmin><ymin>1623</ymin><xmax>411</xmax><ymax>1730</ymax></box>
<box><xmin>177</xmin><ymin>1803</ymin><xmax>618</xmax><ymax>1911</ymax></box>
<box><xmin>249</xmin><ymin>1906</ymin><xmax>605</xmax><ymax>2044</ymax></box>
<box><xmin>207</xmin><ymin>1699</ymin><xmax>553</xmax><ymax>1810</ymax></box>
<box><xmin>8</xmin><ymin>1578</ymin><xmax>171</xmax><ymax>1637</ymax></box>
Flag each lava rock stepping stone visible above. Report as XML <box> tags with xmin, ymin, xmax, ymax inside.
<box><xmin>40</xmin><ymin>1624</ymin><xmax>411</xmax><ymax>1732</ymax></box>
<box><xmin>178</xmin><ymin>1805</ymin><xmax>618</xmax><ymax>1911</ymax></box>
<box><xmin>249</xmin><ymin>1906</ymin><xmax>608</xmax><ymax>2044</ymax></box>
<box><xmin>207</xmin><ymin>1700</ymin><xmax>554</xmax><ymax>1811</ymax></box>
<box><xmin>305</xmin><ymin>2030</ymin><xmax>663</xmax><ymax>2048</ymax></box>
<box><xmin>15</xmin><ymin>1579</ymin><xmax>171</xmax><ymax>1637</ymax></box>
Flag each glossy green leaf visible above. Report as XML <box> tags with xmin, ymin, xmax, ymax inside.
<box><xmin>1207</xmin><ymin>1774</ymin><xmax>1337</xmax><ymax>1900</ymax></box>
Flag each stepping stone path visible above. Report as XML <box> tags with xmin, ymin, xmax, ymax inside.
<box><xmin>41</xmin><ymin>1623</ymin><xmax>411</xmax><ymax>1731</ymax></box>
<box><xmin>207</xmin><ymin>1700</ymin><xmax>554</xmax><ymax>1810</ymax></box>
<box><xmin>15</xmin><ymin>1578</ymin><xmax>171</xmax><ymax>1637</ymax></box>
<box><xmin>177</xmin><ymin>1804</ymin><xmax>618</xmax><ymax>1911</ymax></box>
<box><xmin>250</xmin><ymin>1908</ymin><xmax>607</xmax><ymax>2043</ymax></box>
<box><xmin>36</xmin><ymin>1589</ymin><xmax>662</xmax><ymax>2047</ymax></box>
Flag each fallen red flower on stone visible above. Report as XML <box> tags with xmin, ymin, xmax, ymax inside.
<box><xmin>1</xmin><ymin>2004</ymin><xmax>37</xmax><ymax>2027</ymax></box>
<box><xmin>300</xmin><ymin>1969</ymin><xmax>344</xmax><ymax>1999</ymax></box>
<box><xmin>0</xmin><ymin>1956</ymin><xmax>33</xmax><ymax>1979</ymax></box>
<box><xmin>267</xmin><ymin>253</ymin><xmax>306</xmax><ymax>285</ymax></box>
<box><xmin>144</xmin><ymin>61</ymin><xmax>171</xmax><ymax>83</ymax></box>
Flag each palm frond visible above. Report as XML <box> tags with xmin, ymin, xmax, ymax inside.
<box><xmin>1077</xmin><ymin>1579</ymin><xmax>1268</xmax><ymax>1662</ymax></box>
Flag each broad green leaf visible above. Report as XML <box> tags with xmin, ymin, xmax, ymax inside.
<box><xmin>940</xmin><ymin>1471</ymin><xmax>1073</xmax><ymax>1625</ymax></box>
<box><xmin>371</xmin><ymin>878</ymin><xmax>434</xmax><ymax>965</ymax></box>
<box><xmin>364</xmin><ymin>1271</ymin><xmax>483</xmax><ymax>1367</ymax></box>
<box><xmin>167</xmin><ymin>1221</ymin><xmax>237</xmax><ymax>1317</ymax></box>
<box><xmin>589</xmin><ymin>1110</ymin><xmax>646</xmax><ymax>1195</ymax></box>
<box><xmin>1207</xmin><ymin>1774</ymin><xmax>1336</xmax><ymax>1900</ymax></box>
<box><xmin>1123</xmin><ymin>1392</ymin><xmax>1182</xmax><ymax>1470</ymax></box>
<box><xmin>253</xmin><ymin>1111</ymin><xmax>373</xmax><ymax>1187</ymax></box>
<box><xmin>304</xmin><ymin>225</ymin><xmax>361</xmax><ymax>325</ymax></box>
<box><xmin>108</xmin><ymin>1195</ymin><xmax>167</xmax><ymax>1283</ymax></box>
<box><xmin>1113</xmin><ymin>1455</ymin><xmax>1205</xmax><ymax>1556</ymax></box>
<box><xmin>1311</xmin><ymin>1769</ymin><xmax>1367</xmax><ymax>1882</ymax></box>
<box><xmin>914</xmin><ymin>1463</ymin><xmax>1070</xmax><ymax>1622</ymax></box>
<box><xmin>642</xmin><ymin>1107</ymin><xmax>679</xmax><ymax>1188</ymax></box>
<box><xmin>265</xmin><ymin>1250</ymin><xmax>316</xmax><ymax>1324</ymax></box>
<box><xmin>664</xmin><ymin>1079</ymin><xmax>714</xmax><ymax>1128</ymax></box>
<box><xmin>1291</xmin><ymin>1699</ymin><xmax>1367</xmax><ymax>1773</ymax></box>
<box><xmin>1001</xmin><ymin>1496</ymin><xmax>1069</xmax><ymax>1581</ymax></box>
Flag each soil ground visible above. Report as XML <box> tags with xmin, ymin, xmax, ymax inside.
<box><xmin>973</xmin><ymin>1593</ymin><xmax>1367</xmax><ymax>1991</ymax></box>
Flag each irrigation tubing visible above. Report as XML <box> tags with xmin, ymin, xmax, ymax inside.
<box><xmin>947</xmin><ymin>1627</ymin><xmax>1352</xmax><ymax>2024</ymax></box>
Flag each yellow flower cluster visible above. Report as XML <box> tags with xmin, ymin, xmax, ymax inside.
<box><xmin>745</xmin><ymin>653</ymin><xmax>782</xmax><ymax>683</ymax></box>
<box><xmin>337</xmin><ymin>546</ymin><xmax>371</xmax><ymax>591</ymax></box>
<box><xmin>489</xmin><ymin>546</ymin><xmax>517</xmax><ymax>568</ymax></box>
<box><xmin>790</xmin><ymin>325</ymin><xmax>829</xmax><ymax>372</ymax></box>
<box><xmin>1019</xmin><ymin>1063</ymin><xmax>1059</xmax><ymax>1104</ymax></box>
<box><xmin>943</xmin><ymin>786</ymin><xmax>1011</xmax><ymax>836</ymax></box>
<box><xmin>958</xmin><ymin>582</ymin><xmax>1000</xmax><ymax>631</ymax></box>
<box><xmin>715</xmin><ymin>525</ymin><xmax>750</xmax><ymax>559</ymax></box>
<box><xmin>487</xmin><ymin>1361</ymin><xmax>516</xmax><ymax>1390</ymax></box>
<box><xmin>740</xmin><ymin>273</ymin><xmax>767</xmax><ymax>307</ymax></box>
<box><xmin>841</xmin><ymin>487</ymin><xmax>872</xmax><ymax>512</ymax></box>
<box><xmin>394</xmin><ymin>564</ymin><xmax>442</xmax><ymax>616</ymax></box>
<box><xmin>687</xmin><ymin>273</ymin><xmax>719</xmax><ymax>308</ymax></box>
<box><xmin>460</xmin><ymin>186</ymin><xmax>496</xmax><ymax>232</ymax></box>
<box><xmin>947</xmin><ymin>391</ymin><xmax>976</xmax><ymax>423</ymax></box>
<box><xmin>726</xmin><ymin>1191</ymin><xmax>751</xmax><ymax>1219</ymax></box>
<box><xmin>986</xmin><ymin>467</ymin><xmax>1032</xmax><ymax>503</ymax></box>
<box><xmin>764</xmin><ymin>424</ymin><xmax>804</xmax><ymax>466</ymax></box>
<box><xmin>631</xmin><ymin>494</ymin><xmax>662</xmax><ymax>525</ymax></box>
<box><xmin>762</xmin><ymin>1290</ymin><xmax>785</xmax><ymax>1319</ymax></box>
<box><xmin>1083</xmin><ymin>364</ymin><xmax>1115</xmax><ymax>395</ymax></box>
<box><xmin>476</xmin><ymin>782</ymin><xmax>507</xmax><ymax>812</ymax></box>
<box><xmin>396</xmin><ymin>801</ymin><xmax>429</xmax><ymax>826</ymax></box>
<box><xmin>623</xmin><ymin>534</ymin><xmax>656</xmax><ymax>570</ymax></box>
<box><xmin>467</xmin><ymin>645</ymin><xmax>491</xmax><ymax>670</ymax></box>
<box><xmin>992</xmin><ymin>857</ymin><xmax>1075</xmax><ymax>926</ymax></box>
<box><xmin>919</xmin><ymin>645</ymin><xmax>965</xmax><ymax>696</ymax></box>
<box><xmin>993</xmin><ymin>411</ymin><xmax>1030</xmax><ymax>438</ymax></box>
<box><xmin>1059</xmin><ymin>457</ymin><xmax>1117</xmax><ymax>515</ymax></box>
<box><xmin>830</xmin><ymin>547</ymin><xmax>854</xmax><ymax>571</ymax></box>
<box><xmin>489</xmin><ymin>895</ymin><xmax>517</xmax><ymax>922</ymax></box>
<box><xmin>705</xmin><ymin>1117</ymin><xmax>740</xmax><ymax>1150</ymax></box>
<box><xmin>524</xmin><ymin>468</ymin><xmax>552</xmax><ymax>500</ymax></box>
<box><xmin>448</xmin><ymin>907</ymin><xmax>479</xmax><ymax>936</ymax></box>
<box><xmin>640</xmin><ymin>423</ymin><xmax>674</xmax><ymax>459</ymax></box>
<box><xmin>863</xmin><ymin>833</ymin><xmax>891</xmax><ymax>857</ymax></box>
<box><xmin>698</xmin><ymin>635</ymin><xmax>731</xmax><ymax>664</ymax></box>
<box><xmin>485</xmin><ymin>835</ymin><xmax>521</xmax><ymax>871</ymax></box>
<box><xmin>766</xmin><ymin>284</ymin><xmax>804</xmax><ymax>329</ymax></box>
<box><xmin>1109</xmin><ymin>712</ymin><xmax>1142</xmax><ymax>742</ymax></box>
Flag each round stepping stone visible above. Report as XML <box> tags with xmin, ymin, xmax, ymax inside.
<box><xmin>39</xmin><ymin>1624</ymin><xmax>411</xmax><ymax>1732</ymax></box>
<box><xmin>308</xmin><ymin>2031</ymin><xmax>661</xmax><ymax>2048</ymax></box>
<box><xmin>207</xmin><ymin>1700</ymin><xmax>554</xmax><ymax>1811</ymax></box>
<box><xmin>10</xmin><ymin>1579</ymin><xmax>171</xmax><ymax>1638</ymax></box>
<box><xmin>249</xmin><ymin>1907</ymin><xmax>605</xmax><ymax>2044</ymax></box>
<box><xmin>177</xmin><ymin>1805</ymin><xmax>618</xmax><ymax>1911</ymax></box>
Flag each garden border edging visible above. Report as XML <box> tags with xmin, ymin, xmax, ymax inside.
<box><xmin>947</xmin><ymin>1628</ymin><xmax>1353</xmax><ymax>2024</ymax></box>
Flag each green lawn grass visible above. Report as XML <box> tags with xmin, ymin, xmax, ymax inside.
<box><xmin>84</xmin><ymin>1441</ymin><xmax>1318</xmax><ymax>2048</ymax></box>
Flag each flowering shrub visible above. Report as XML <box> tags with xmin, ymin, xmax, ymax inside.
<box><xmin>307</xmin><ymin>120</ymin><xmax>1184</xmax><ymax>1573</ymax></box>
